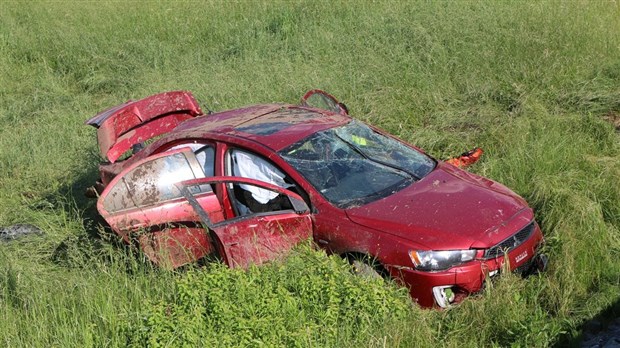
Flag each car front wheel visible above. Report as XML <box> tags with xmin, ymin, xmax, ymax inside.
<box><xmin>346</xmin><ymin>253</ymin><xmax>387</xmax><ymax>280</ymax></box>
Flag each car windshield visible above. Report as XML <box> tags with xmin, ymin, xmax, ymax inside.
<box><xmin>279</xmin><ymin>120</ymin><xmax>435</xmax><ymax>208</ymax></box>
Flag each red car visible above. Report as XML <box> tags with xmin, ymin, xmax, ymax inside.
<box><xmin>86</xmin><ymin>90</ymin><xmax>546</xmax><ymax>308</ymax></box>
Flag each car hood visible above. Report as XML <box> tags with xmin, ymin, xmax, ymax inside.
<box><xmin>345</xmin><ymin>162</ymin><xmax>533</xmax><ymax>250</ymax></box>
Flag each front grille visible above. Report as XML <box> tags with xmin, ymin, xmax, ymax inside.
<box><xmin>483</xmin><ymin>222</ymin><xmax>535</xmax><ymax>259</ymax></box>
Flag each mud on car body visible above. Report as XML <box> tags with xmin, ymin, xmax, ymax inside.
<box><xmin>85</xmin><ymin>90</ymin><xmax>547</xmax><ymax>308</ymax></box>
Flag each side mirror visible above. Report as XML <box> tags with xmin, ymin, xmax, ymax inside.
<box><xmin>289</xmin><ymin>196</ymin><xmax>310</xmax><ymax>214</ymax></box>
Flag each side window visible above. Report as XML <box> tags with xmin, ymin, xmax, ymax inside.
<box><xmin>169</xmin><ymin>143</ymin><xmax>215</xmax><ymax>178</ymax></box>
<box><xmin>195</xmin><ymin>146</ymin><xmax>215</xmax><ymax>177</ymax></box>
<box><xmin>103</xmin><ymin>152</ymin><xmax>208</xmax><ymax>214</ymax></box>
<box><xmin>227</xmin><ymin>149</ymin><xmax>295</xmax><ymax>216</ymax></box>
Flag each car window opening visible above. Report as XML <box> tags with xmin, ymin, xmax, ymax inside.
<box><xmin>228</xmin><ymin>149</ymin><xmax>296</xmax><ymax>216</ymax></box>
<box><xmin>168</xmin><ymin>143</ymin><xmax>215</xmax><ymax>177</ymax></box>
<box><xmin>103</xmin><ymin>150</ymin><xmax>217</xmax><ymax>213</ymax></box>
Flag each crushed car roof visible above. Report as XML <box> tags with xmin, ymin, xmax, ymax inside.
<box><xmin>173</xmin><ymin>104</ymin><xmax>351</xmax><ymax>151</ymax></box>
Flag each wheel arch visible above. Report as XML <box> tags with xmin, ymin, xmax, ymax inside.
<box><xmin>341</xmin><ymin>250</ymin><xmax>391</xmax><ymax>279</ymax></box>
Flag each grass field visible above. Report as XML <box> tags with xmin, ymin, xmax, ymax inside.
<box><xmin>1</xmin><ymin>1</ymin><xmax>619</xmax><ymax>347</ymax></box>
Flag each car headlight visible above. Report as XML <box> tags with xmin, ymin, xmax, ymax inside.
<box><xmin>409</xmin><ymin>250</ymin><xmax>476</xmax><ymax>271</ymax></box>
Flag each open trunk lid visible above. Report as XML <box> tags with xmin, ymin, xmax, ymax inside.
<box><xmin>85</xmin><ymin>91</ymin><xmax>203</xmax><ymax>163</ymax></box>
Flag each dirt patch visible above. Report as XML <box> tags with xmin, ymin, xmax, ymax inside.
<box><xmin>602</xmin><ymin>111</ymin><xmax>620</xmax><ymax>131</ymax></box>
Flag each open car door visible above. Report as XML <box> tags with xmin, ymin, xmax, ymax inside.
<box><xmin>178</xmin><ymin>177</ymin><xmax>313</xmax><ymax>269</ymax></box>
<box><xmin>300</xmin><ymin>89</ymin><xmax>349</xmax><ymax>116</ymax></box>
<box><xmin>98</xmin><ymin>150</ymin><xmax>312</xmax><ymax>269</ymax></box>
<box><xmin>97</xmin><ymin>148</ymin><xmax>224</xmax><ymax>268</ymax></box>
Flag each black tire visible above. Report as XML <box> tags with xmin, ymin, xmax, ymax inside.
<box><xmin>346</xmin><ymin>253</ymin><xmax>387</xmax><ymax>280</ymax></box>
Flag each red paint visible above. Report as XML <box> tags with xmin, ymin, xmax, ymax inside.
<box><xmin>85</xmin><ymin>91</ymin><xmax>202</xmax><ymax>163</ymax></box>
<box><xmin>138</xmin><ymin>226</ymin><xmax>214</xmax><ymax>269</ymax></box>
<box><xmin>88</xmin><ymin>90</ymin><xmax>546</xmax><ymax>308</ymax></box>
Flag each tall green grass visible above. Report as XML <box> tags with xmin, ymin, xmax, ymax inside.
<box><xmin>1</xmin><ymin>1</ymin><xmax>619</xmax><ymax>346</ymax></box>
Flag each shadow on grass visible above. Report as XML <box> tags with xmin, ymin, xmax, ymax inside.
<box><xmin>46</xmin><ymin>151</ymin><xmax>177</xmax><ymax>276</ymax></box>
<box><xmin>47</xmin><ymin>151</ymin><xmax>134</xmax><ymax>268</ymax></box>
<box><xmin>555</xmin><ymin>297</ymin><xmax>620</xmax><ymax>347</ymax></box>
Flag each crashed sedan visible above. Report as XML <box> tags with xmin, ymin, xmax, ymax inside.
<box><xmin>85</xmin><ymin>90</ymin><xmax>546</xmax><ymax>308</ymax></box>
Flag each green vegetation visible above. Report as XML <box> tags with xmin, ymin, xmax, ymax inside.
<box><xmin>1</xmin><ymin>1</ymin><xmax>618</xmax><ymax>346</ymax></box>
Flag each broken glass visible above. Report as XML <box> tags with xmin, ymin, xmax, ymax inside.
<box><xmin>280</xmin><ymin>121</ymin><xmax>436</xmax><ymax>208</ymax></box>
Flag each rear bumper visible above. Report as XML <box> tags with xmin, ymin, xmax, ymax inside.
<box><xmin>393</xmin><ymin>223</ymin><xmax>545</xmax><ymax>308</ymax></box>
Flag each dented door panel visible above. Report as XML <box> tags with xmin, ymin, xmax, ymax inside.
<box><xmin>98</xmin><ymin>149</ymin><xmax>222</xmax><ymax>266</ymax></box>
<box><xmin>102</xmin><ymin>194</ymin><xmax>224</xmax><ymax>236</ymax></box>
<box><xmin>137</xmin><ymin>226</ymin><xmax>215</xmax><ymax>269</ymax></box>
<box><xmin>213</xmin><ymin>213</ymin><xmax>312</xmax><ymax>268</ymax></box>
<box><xmin>177</xmin><ymin>177</ymin><xmax>313</xmax><ymax>268</ymax></box>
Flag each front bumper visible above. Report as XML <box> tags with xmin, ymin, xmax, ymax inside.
<box><xmin>394</xmin><ymin>224</ymin><xmax>546</xmax><ymax>308</ymax></box>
